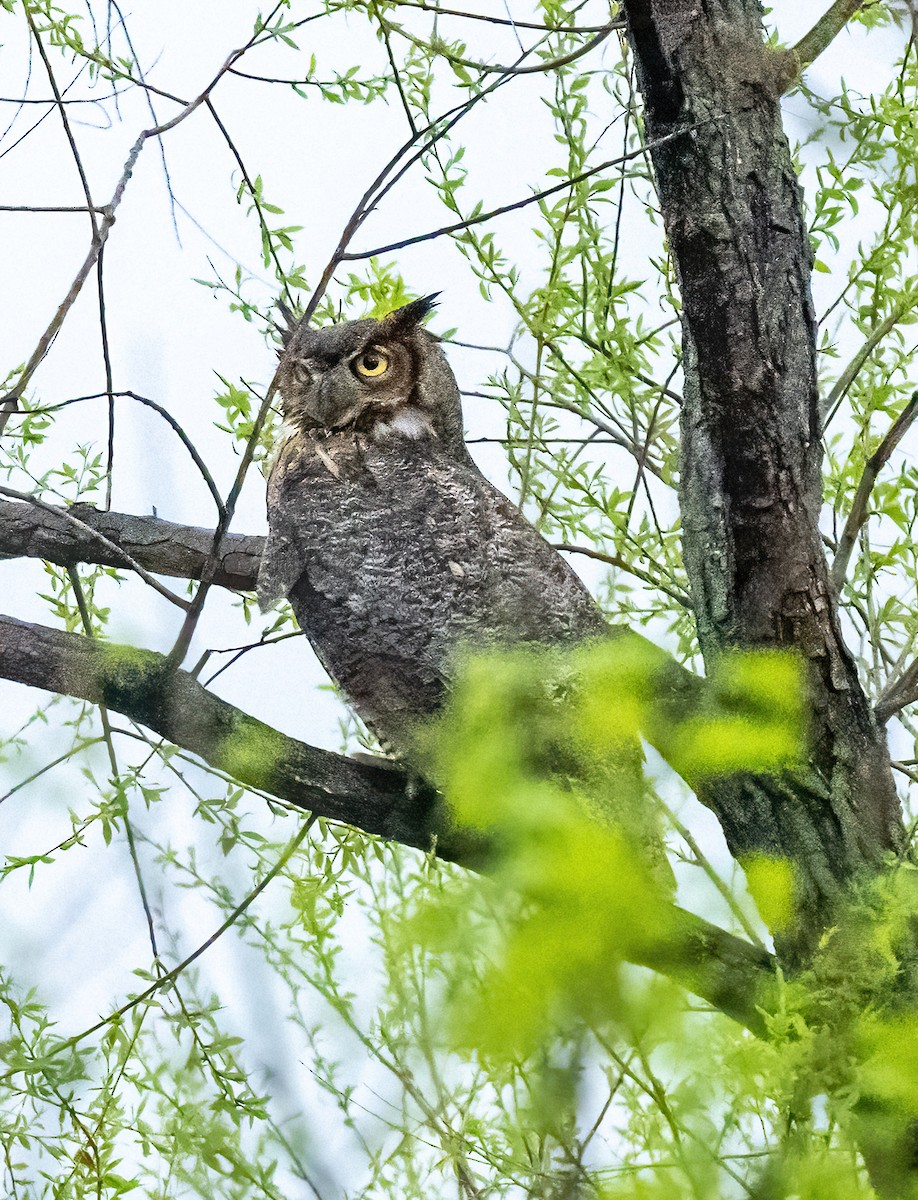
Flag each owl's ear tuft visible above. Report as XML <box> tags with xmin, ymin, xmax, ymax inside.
<box><xmin>381</xmin><ymin>293</ymin><xmax>440</xmax><ymax>335</ymax></box>
<box><xmin>275</xmin><ymin>299</ymin><xmax>301</xmax><ymax>348</ymax></box>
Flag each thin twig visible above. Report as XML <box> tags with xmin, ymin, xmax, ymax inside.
<box><xmin>204</xmin><ymin>99</ymin><xmax>294</xmax><ymax>308</ymax></box>
<box><xmin>374</xmin><ymin>3</ymin><xmax>615</xmax><ymax>33</ymax></box>
<box><xmin>66</xmin><ymin>564</ymin><xmax>160</xmax><ymax>956</ymax></box>
<box><xmin>0</xmin><ymin>204</ymin><xmax>108</xmax><ymax>212</ymax></box>
<box><xmin>0</xmin><ymin>10</ymin><xmax>285</xmax><ymax>429</ymax></box>
<box><xmin>821</xmin><ymin>296</ymin><xmax>918</xmax><ymax>430</ymax></box>
<box><xmin>16</xmin><ymin>391</ymin><xmax>225</xmax><ymax>517</ymax></box>
<box><xmin>0</xmin><ymin>90</ymin><xmax>132</xmax><ymax>104</ymax></box>
<box><xmin>0</xmin><ymin>738</ymin><xmax>105</xmax><ymax>807</ymax></box>
<box><xmin>373</xmin><ymin>0</ymin><xmax>417</xmax><ymax>134</ymax></box>
<box><xmin>831</xmin><ymin>391</ymin><xmax>918</xmax><ymax>590</ymax></box>
<box><xmin>553</xmin><ymin>542</ymin><xmax>692</xmax><ymax>609</ymax></box>
<box><xmin>0</xmin><ymin>820</ymin><xmax>314</xmax><ymax>1082</ymax></box>
<box><xmin>659</xmin><ymin>796</ymin><xmax>767</xmax><ymax>950</ymax></box>
<box><xmin>25</xmin><ymin>6</ymin><xmax>99</xmax><ymax>238</ymax></box>
<box><xmin>164</xmin><ymin>368</ymin><xmax>281</xmax><ymax>666</ymax></box>
<box><xmin>340</xmin><ymin>125</ymin><xmax>696</xmax><ymax>261</ymax></box>
<box><xmin>97</xmin><ymin>248</ymin><xmax>116</xmax><ymax>509</ymax></box>
<box><xmin>302</xmin><ymin>56</ymin><xmax>522</xmax><ymax>321</ymax></box>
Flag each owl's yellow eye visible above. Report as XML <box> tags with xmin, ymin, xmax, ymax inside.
<box><xmin>354</xmin><ymin>347</ymin><xmax>390</xmax><ymax>379</ymax></box>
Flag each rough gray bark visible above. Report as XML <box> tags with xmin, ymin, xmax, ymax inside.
<box><xmin>0</xmin><ymin>611</ymin><xmax>776</xmax><ymax>1031</ymax></box>
<box><xmin>0</xmin><ymin>498</ymin><xmax>262</xmax><ymax>590</ymax></box>
<box><xmin>620</xmin><ymin>2</ymin><xmax>917</xmax><ymax>1191</ymax></box>
<box><xmin>622</xmin><ymin>0</ymin><xmax>904</xmax><ymax>967</ymax></box>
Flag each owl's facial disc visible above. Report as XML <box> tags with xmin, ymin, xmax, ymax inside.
<box><xmin>278</xmin><ymin>299</ymin><xmax>452</xmax><ymax>445</ymax></box>
<box><xmin>346</xmin><ymin>342</ymin><xmax>437</xmax><ymax>440</ymax></box>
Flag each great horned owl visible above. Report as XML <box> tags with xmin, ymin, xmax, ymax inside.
<box><xmin>258</xmin><ymin>296</ymin><xmax>608</xmax><ymax>757</ymax></box>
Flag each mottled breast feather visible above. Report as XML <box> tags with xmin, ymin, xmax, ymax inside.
<box><xmin>259</xmin><ymin>430</ymin><xmax>608</xmax><ymax>755</ymax></box>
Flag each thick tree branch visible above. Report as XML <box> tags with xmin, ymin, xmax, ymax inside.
<box><xmin>0</xmin><ymin>498</ymin><xmax>263</xmax><ymax>590</ymax></box>
<box><xmin>0</xmin><ymin>611</ymin><xmax>776</xmax><ymax>1033</ymax></box>
<box><xmin>0</xmin><ymin>495</ymin><xmax>883</xmax><ymax>911</ymax></box>
<box><xmin>0</xmin><ymin>500</ymin><xmax>751</xmax><ymax>799</ymax></box>
<box><xmin>0</xmin><ymin>489</ymin><xmax>194</xmax><ymax>609</ymax></box>
<box><xmin>0</xmin><ymin>612</ymin><xmax>434</xmax><ymax>846</ymax></box>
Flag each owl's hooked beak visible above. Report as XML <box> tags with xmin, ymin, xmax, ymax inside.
<box><xmin>308</xmin><ymin>370</ymin><xmax>361</xmax><ymax>429</ymax></box>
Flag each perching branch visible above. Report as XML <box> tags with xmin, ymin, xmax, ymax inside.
<box><xmin>0</xmin><ymin>611</ymin><xmax>777</xmax><ymax>1033</ymax></box>
<box><xmin>4</xmin><ymin>491</ymin><xmax>899</xmax><ymax>971</ymax></box>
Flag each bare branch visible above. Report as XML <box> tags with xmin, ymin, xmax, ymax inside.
<box><xmin>25</xmin><ymin>5</ymin><xmax>99</xmax><ymax>238</ymax></box>
<box><xmin>0</xmin><ymin>204</ymin><xmax>107</xmax><ymax>213</ymax></box>
<box><xmin>163</xmin><ymin>366</ymin><xmax>280</xmax><ymax>666</ymax></box>
<box><xmin>822</xmin><ymin>296</ymin><xmax>918</xmax><ymax>430</ymax></box>
<box><xmin>21</xmin><ymin>390</ymin><xmax>226</xmax><ymax>517</ymax></box>
<box><xmin>0</xmin><ymin>489</ymin><xmax>192</xmax><ymax>610</ymax></box>
<box><xmin>375</xmin><ymin>3</ymin><xmax>615</xmax><ymax>33</ymax></box>
<box><xmin>0</xmin><ymin>611</ymin><xmax>777</xmax><ymax>1032</ymax></box>
<box><xmin>0</xmin><ymin>499</ymin><xmax>696</xmax><ymax>613</ymax></box>
<box><xmin>0</xmin><ymin>499</ymin><xmax>259</xmax><ymax>589</ymax></box>
<box><xmin>792</xmin><ymin>0</ymin><xmax>866</xmax><ymax>72</ymax></box>
<box><xmin>0</xmin><ymin>12</ymin><xmax>287</xmax><ymax>429</ymax></box>
<box><xmin>831</xmin><ymin>392</ymin><xmax>918</xmax><ymax>590</ymax></box>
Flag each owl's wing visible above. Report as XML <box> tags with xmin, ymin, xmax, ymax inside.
<box><xmin>257</xmin><ymin>517</ymin><xmax>305</xmax><ymax>610</ymax></box>
<box><xmin>257</xmin><ymin>440</ymin><xmax>309</xmax><ymax>610</ymax></box>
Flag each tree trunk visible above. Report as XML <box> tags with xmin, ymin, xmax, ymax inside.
<box><xmin>621</xmin><ymin>2</ymin><xmax>918</xmax><ymax>1191</ymax></box>
<box><xmin>622</xmin><ymin>0</ymin><xmax>903</xmax><ymax>968</ymax></box>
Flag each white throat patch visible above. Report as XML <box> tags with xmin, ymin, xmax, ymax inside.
<box><xmin>372</xmin><ymin>408</ymin><xmax>435</xmax><ymax>442</ymax></box>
